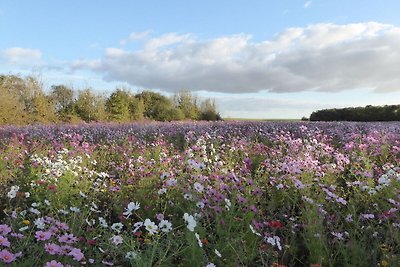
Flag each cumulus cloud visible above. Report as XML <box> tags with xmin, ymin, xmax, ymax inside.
<box><xmin>72</xmin><ymin>22</ymin><xmax>400</xmax><ymax>94</ymax></box>
<box><xmin>1</xmin><ymin>47</ymin><xmax>42</xmax><ymax>64</ymax></box>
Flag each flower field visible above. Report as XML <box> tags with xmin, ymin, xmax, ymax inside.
<box><xmin>0</xmin><ymin>121</ymin><xmax>399</xmax><ymax>267</ymax></box>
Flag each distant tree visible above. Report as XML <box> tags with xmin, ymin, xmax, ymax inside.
<box><xmin>199</xmin><ymin>98</ymin><xmax>221</xmax><ymax>121</ymax></box>
<box><xmin>136</xmin><ymin>91</ymin><xmax>175</xmax><ymax>120</ymax></box>
<box><xmin>310</xmin><ymin>104</ymin><xmax>400</xmax><ymax>121</ymax></box>
<box><xmin>105</xmin><ymin>89</ymin><xmax>132</xmax><ymax>122</ymax></box>
<box><xmin>172</xmin><ymin>90</ymin><xmax>200</xmax><ymax>120</ymax></box>
<box><xmin>75</xmin><ymin>88</ymin><xmax>104</xmax><ymax>122</ymax></box>
<box><xmin>128</xmin><ymin>97</ymin><xmax>145</xmax><ymax>120</ymax></box>
<box><xmin>50</xmin><ymin>85</ymin><xmax>75</xmax><ymax>118</ymax></box>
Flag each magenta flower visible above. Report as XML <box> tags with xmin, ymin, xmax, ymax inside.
<box><xmin>0</xmin><ymin>249</ymin><xmax>16</xmax><ymax>264</ymax></box>
<box><xmin>35</xmin><ymin>231</ymin><xmax>52</xmax><ymax>241</ymax></box>
<box><xmin>0</xmin><ymin>225</ymin><xmax>11</xmax><ymax>236</ymax></box>
<box><xmin>44</xmin><ymin>243</ymin><xmax>61</xmax><ymax>255</ymax></box>
<box><xmin>68</xmin><ymin>248</ymin><xmax>84</xmax><ymax>261</ymax></box>
<box><xmin>58</xmin><ymin>233</ymin><xmax>77</xmax><ymax>244</ymax></box>
<box><xmin>0</xmin><ymin>236</ymin><xmax>10</xmax><ymax>247</ymax></box>
<box><xmin>44</xmin><ymin>260</ymin><xmax>64</xmax><ymax>267</ymax></box>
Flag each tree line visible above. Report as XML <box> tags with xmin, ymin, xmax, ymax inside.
<box><xmin>0</xmin><ymin>74</ymin><xmax>222</xmax><ymax>125</ymax></box>
<box><xmin>309</xmin><ymin>104</ymin><xmax>400</xmax><ymax>121</ymax></box>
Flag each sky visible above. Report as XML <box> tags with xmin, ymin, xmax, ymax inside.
<box><xmin>1</xmin><ymin>0</ymin><xmax>400</xmax><ymax>119</ymax></box>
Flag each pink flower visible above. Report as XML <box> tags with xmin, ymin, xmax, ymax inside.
<box><xmin>0</xmin><ymin>225</ymin><xmax>11</xmax><ymax>236</ymax></box>
<box><xmin>68</xmin><ymin>248</ymin><xmax>84</xmax><ymax>261</ymax></box>
<box><xmin>58</xmin><ymin>233</ymin><xmax>77</xmax><ymax>244</ymax></box>
<box><xmin>0</xmin><ymin>249</ymin><xmax>16</xmax><ymax>263</ymax></box>
<box><xmin>0</xmin><ymin>236</ymin><xmax>10</xmax><ymax>247</ymax></box>
<box><xmin>35</xmin><ymin>231</ymin><xmax>52</xmax><ymax>241</ymax></box>
<box><xmin>44</xmin><ymin>243</ymin><xmax>61</xmax><ymax>255</ymax></box>
<box><xmin>55</xmin><ymin>222</ymin><xmax>69</xmax><ymax>231</ymax></box>
<box><xmin>44</xmin><ymin>260</ymin><xmax>64</xmax><ymax>267</ymax></box>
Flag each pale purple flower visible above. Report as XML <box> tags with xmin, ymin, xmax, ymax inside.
<box><xmin>0</xmin><ymin>225</ymin><xmax>11</xmax><ymax>236</ymax></box>
<box><xmin>35</xmin><ymin>231</ymin><xmax>52</xmax><ymax>241</ymax></box>
<box><xmin>58</xmin><ymin>233</ymin><xmax>77</xmax><ymax>244</ymax></box>
<box><xmin>110</xmin><ymin>235</ymin><xmax>123</xmax><ymax>246</ymax></box>
<box><xmin>0</xmin><ymin>236</ymin><xmax>10</xmax><ymax>247</ymax></box>
<box><xmin>68</xmin><ymin>248</ymin><xmax>84</xmax><ymax>261</ymax></box>
<box><xmin>0</xmin><ymin>249</ymin><xmax>16</xmax><ymax>263</ymax></box>
<box><xmin>44</xmin><ymin>260</ymin><xmax>64</xmax><ymax>267</ymax></box>
<box><xmin>44</xmin><ymin>243</ymin><xmax>61</xmax><ymax>255</ymax></box>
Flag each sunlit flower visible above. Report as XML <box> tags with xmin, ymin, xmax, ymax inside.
<box><xmin>144</xmin><ymin>219</ymin><xmax>158</xmax><ymax>235</ymax></box>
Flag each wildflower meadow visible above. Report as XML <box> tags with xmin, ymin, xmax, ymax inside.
<box><xmin>0</xmin><ymin>121</ymin><xmax>399</xmax><ymax>267</ymax></box>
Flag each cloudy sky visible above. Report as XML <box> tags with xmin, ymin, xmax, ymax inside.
<box><xmin>1</xmin><ymin>1</ymin><xmax>400</xmax><ymax>119</ymax></box>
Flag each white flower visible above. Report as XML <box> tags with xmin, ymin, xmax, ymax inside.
<box><xmin>111</xmin><ymin>223</ymin><xmax>124</xmax><ymax>233</ymax></box>
<box><xmin>79</xmin><ymin>191</ymin><xmax>88</xmax><ymax>198</ymax></box>
<box><xmin>110</xmin><ymin>235</ymin><xmax>123</xmax><ymax>245</ymax></box>
<box><xmin>24</xmin><ymin>192</ymin><xmax>30</xmax><ymax>198</ymax></box>
<box><xmin>159</xmin><ymin>220</ymin><xmax>172</xmax><ymax>233</ymax></box>
<box><xmin>195</xmin><ymin>233</ymin><xmax>202</xmax><ymax>247</ymax></box>
<box><xmin>133</xmin><ymin>222</ymin><xmax>143</xmax><ymax>233</ymax></box>
<box><xmin>125</xmin><ymin>251</ymin><xmax>138</xmax><ymax>260</ymax></box>
<box><xmin>249</xmin><ymin>225</ymin><xmax>261</xmax><ymax>237</ymax></box>
<box><xmin>158</xmin><ymin>188</ymin><xmax>167</xmax><ymax>195</ymax></box>
<box><xmin>99</xmin><ymin>217</ymin><xmax>108</xmax><ymax>228</ymax></box>
<box><xmin>183</xmin><ymin>213</ymin><xmax>197</xmax><ymax>232</ymax></box>
<box><xmin>70</xmin><ymin>206</ymin><xmax>80</xmax><ymax>213</ymax></box>
<box><xmin>19</xmin><ymin>226</ymin><xmax>29</xmax><ymax>232</ymax></box>
<box><xmin>144</xmin><ymin>219</ymin><xmax>158</xmax><ymax>235</ymax></box>
<box><xmin>194</xmin><ymin>182</ymin><xmax>204</xmax><ymax>193</ymax></box>
<box><xmin>205</xmin><ymin>263</ymin><xmax>216</xmax><ymax>267</ymax></box>
<box><xmin>266</xmin><ymin>235</ymin><xmax>282</xmax><ymax>250</ymax></box>
<box><xmin>123</xmin><ymin>202</ymin><xmax>140</xmax><ymax>218</ymax></box>
<box><xmin>34</xmin><ymin>217</ymin><xmax>46</xmax><ymax>229</ymax></box>
<box><xmin>214</xmin><ymin>249</ymin><xmax>222</xmax><ymax>258</ymax></box>
<box><xmin>7</xmin><ymin>186</ymin><xmax>19</xmax><ymax>199</ymax></box>
<box><xmin>224</xmin><ymin>198</ymin><xmax>231</xmax><ymax>210</ymax></box>
<box><xmin>29</xmin><ymin>208</ymin><xmax>41</xmax><ymax>215</ymax></box>
<box><xmin>184</xmin><ymin>193</ymin><xmax>192</xmax><ymax>200</ymax></box>
<box><xmin>196</xmin><ymin>201</ymin><xmax>205</xmax><ymax>209</ymax></box>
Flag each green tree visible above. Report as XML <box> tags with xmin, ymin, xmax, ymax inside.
<box><xmin>173</xmin><ymin>90</ymin><xmax>200</xmax><ymax>120</ymax></box>
<box><xmin>105</xmin><ymin>89</ymin><xmax>131</xmax><ymax>122</ymax></box>
<box><xmin>50</xmin><ymin>85</ymin><xmax>75</xmax><ymax>118</ymax></box>
<box><xmin>199</xmin><ymin>98</ymin><xmax>221</xmax><ymax>121</ymax></box>
<box><xmin>75</xmin><ymin>88</ymin><xmax>104</xmax><ymax>122</ymax></box>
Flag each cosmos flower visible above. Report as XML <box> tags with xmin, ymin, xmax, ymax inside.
<box><xmin>183</xmin><ymin>213</ymin><xmax>197</xmax><ymax>232</ymax></box>
<box><xmin>144</xmin><ymin>219</ymin><xmax>158</xmax><ymax>235</ymax></box>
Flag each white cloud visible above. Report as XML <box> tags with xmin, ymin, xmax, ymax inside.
<box><xmin>72</xmin><ymin>22</ymin><xmax>400</xmax><ymax>94</ymax></box>
<box><xmin>129</xmin><ymin>30</ymin><xmax>151</xmax><ymax>42</ymax></box>
<box><xmin>304</xmin><ymin>1</ymin><xmax>312</xmax><ymax>8</ymax></box>
<box><xmin>1</xmin><ymin>47</ymin><xmax>42</xmax><ymax>64</ymax></box>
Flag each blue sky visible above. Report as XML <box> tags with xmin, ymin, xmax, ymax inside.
<box><xmin>1</xmin><ymin>1</ymin><xmax>400</xmax><ymax>118</ymax></box>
